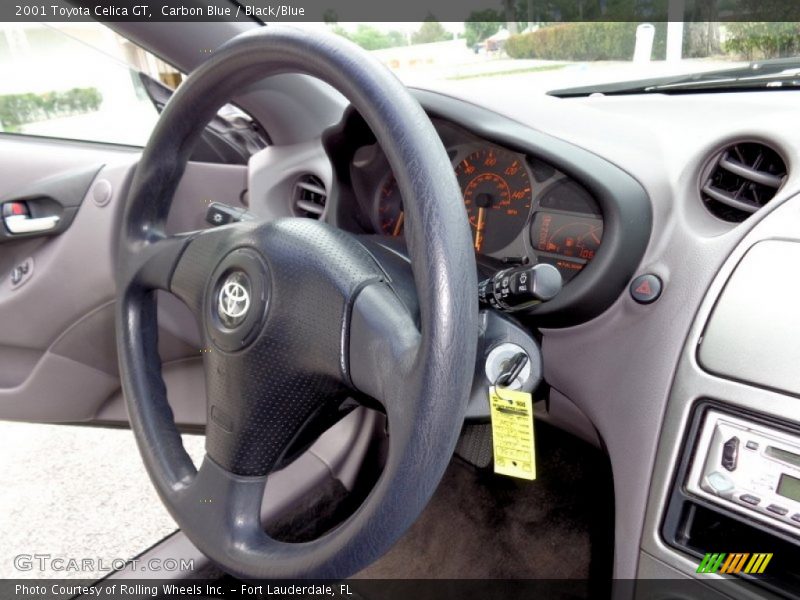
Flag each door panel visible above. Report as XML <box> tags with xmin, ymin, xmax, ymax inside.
<box><xmin>0</xmin><ymin>135</ymin><xmax>248</xmax><ymax>426</ymax></box>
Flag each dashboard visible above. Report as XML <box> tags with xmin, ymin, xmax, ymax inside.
<box><xmin>347</xmin><ymin>119</ymin><xmax>605</xmax><ymax>284</ymax></box>
<box><xmin>315</xmin><ymin>80</ymin><xmax>800</xmax><ymax>588</ymax></box>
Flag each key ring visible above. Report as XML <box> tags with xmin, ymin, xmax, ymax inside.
<box><xmin>493</xmin><ymin>351</ymin><xmax>529</xmax><ymax>403</ymax></box>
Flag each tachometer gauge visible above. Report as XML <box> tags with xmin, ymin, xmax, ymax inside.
<box><xmin>455</xmin><ymin>147</ymin><xmax>533</xmax><ymax>254</ymax></box>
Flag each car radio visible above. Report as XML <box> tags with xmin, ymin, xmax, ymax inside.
<box><xmin>687</xmin><ymin>409</ymin><xmax>800</xmax><ymax>537</ymax></box>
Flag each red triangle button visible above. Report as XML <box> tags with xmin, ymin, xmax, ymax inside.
<box><xmin>630</xmin><ymin>274</ymin><xmax>662</xmax><ymax>304</ymax></box>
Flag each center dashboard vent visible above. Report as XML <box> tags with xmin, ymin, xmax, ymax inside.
<box><xmin>700</xmin><ymin>142</ymin><xmax>787</xmax><ymax>223</ymax></box>
<box><xmin>292</xmin><ymin>174</ymin><xmax>327</xmax><ymax>219</ymax></box>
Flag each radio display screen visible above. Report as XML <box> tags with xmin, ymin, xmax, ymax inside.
<box><xmin>777</xmin><ymin>473</ymin><xmax>800</xmax><ymax>503</ymax></box>
<box><xmin>766</xmin><ymin>445</ymin><xmax>800</xmax><ymax>469</ymax></box>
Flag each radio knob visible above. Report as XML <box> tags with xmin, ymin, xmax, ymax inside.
<box><xmin>722</xmin><ymin>436</ymin><xmax>740</xmax><ymax>471</ymax></box>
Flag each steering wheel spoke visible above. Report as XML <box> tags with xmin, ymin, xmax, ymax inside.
<box><xmin>348</xmin><ymin>283</ymin><xmax>421</xmax><ymax>415</ymax></box>
<box><xmin>126</xmin><ymin>235</ymin><xmax>194</xmax><ymax>292</ymax></box>
<box><xmin>172</xmin><ymin>456</ymin><xmax>270</xmax><ymax>555</ymax></box>
<box><xmin>125</xmin><ymin>224</ymin><xmax>232</xmax><ymax>308</ymax></box>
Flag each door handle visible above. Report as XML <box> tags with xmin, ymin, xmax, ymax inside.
<box><xmin>4</xmin><ymin>214</ymin><xmax>61</xmax><ymax>234</ymax></box>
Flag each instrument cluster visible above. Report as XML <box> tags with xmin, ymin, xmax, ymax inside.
<box><xmin>367</xmin><ymin>139</ymin><xmax>604</xmax><ymax>284</ymax></box>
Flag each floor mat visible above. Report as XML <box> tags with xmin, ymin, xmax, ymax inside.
<box><xmin>356</xmin><ymin>422</ymin><xmax>614</xmax><ymax>580</ymax></box>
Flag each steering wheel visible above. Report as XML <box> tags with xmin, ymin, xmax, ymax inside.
<box><xmin>115</xmin><ymin>26</ymin><xmax>478</xmax><ymax>579</ymax></box>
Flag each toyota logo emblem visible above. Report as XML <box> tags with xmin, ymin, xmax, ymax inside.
<box><xmin>218</xmin><ymin>273</ymin><xmax>250</xmax><ymax>326</ymax></box>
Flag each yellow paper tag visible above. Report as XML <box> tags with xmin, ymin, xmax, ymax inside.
<box><xmin>489</xmin><ymin>386</ymin><xmax>536</xmax><ymax>480</ymax></box>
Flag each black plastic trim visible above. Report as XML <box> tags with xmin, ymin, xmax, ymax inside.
<box><xmin>411</xmin><ymin>88</ymin><xmax>653</xmax><ymax>327</ymax></box>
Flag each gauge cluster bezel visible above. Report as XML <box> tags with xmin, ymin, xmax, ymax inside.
<box><xmin>416</xmin><ymin>92</ymin><xmax>652</xmax><ymax>327</ymax></box>
<box><xmin>325</xmin><ymin>93</ymin><xmax>652</xmax><ymax>327</ymax></box>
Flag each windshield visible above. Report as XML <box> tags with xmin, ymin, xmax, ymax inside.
<box><xmin>293</xmin><ymin>21</ymin><xmax>799</xmax><ymax>94</ymax></box>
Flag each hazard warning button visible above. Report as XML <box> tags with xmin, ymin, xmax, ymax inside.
<box><xmin>629</xmin><ymin>274</ymin><xmax>662</xmax><ymax>304</ymax></box>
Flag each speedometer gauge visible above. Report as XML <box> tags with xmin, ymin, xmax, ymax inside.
<box><xmin>455</xmin><ymin>148</ymin><xmax>533</xmax><ymax>254</ymax></box>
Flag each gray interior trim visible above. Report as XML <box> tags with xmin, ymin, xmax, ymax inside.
<box><xmin>698</xmin><ymin>240</ymin><xmax>800</xmax><ymax>398</ymax></box>
<box><xmin>0</xmin><ymin>352</ymin><xmax>119</xmax><ymax>421</ymax></box>
<box><xmin>0</xmin><ymin>137</ymin><xmax>250</xmax><ymax>428</ymax></box>
<box><xmin>641</xmin><ymin>191</ymin><xmax>800</xmax><ymax>580</ymax></box>
<box><xmin>0</xmin><ymin>347</ymin><xmax>41</xmax><ymax>388</ymax></box>
<box><xmin>544</xmin><ymin>388</ymin><xmax>602</xmax><ymax>449</ymax></box>
<box><xmin>247</xmin><ymin>139</ymin><xmax>333</xmax><ymax>221</ymax></box>
<box><xmin>0</xmin><ymin>162</ymin><xmax>127</xmax><ymax>352</ymax></box>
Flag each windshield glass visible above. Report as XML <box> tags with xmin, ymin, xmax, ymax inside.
<box><xmin>293</xmin><ymin>21</ymin><xmax>799</xmax><ymax>94</ymax></box>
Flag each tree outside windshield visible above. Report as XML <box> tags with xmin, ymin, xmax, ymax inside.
<box><xmin>316</xmin><ymin>21</ymin><xmax>800</xmax><ymax>92</ymax></box>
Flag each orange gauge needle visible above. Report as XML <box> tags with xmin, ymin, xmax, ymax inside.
<box><xmin>475</xmin><ymin>207</ymin><xmax>486</xmax><ymax>252</ymax></box>
<box><xmin>392</xmin><ymin>211</ymin><xmax>405</xmax><ymax>237</ymax></box>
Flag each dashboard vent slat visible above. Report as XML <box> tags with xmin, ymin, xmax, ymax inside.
<box><xmin>718</xmin><ymin>154</ymin><xmax>784</xmax><ymax>189</ymax></box>
<box><xmin>700</xmin><ymin>183</ymin><xmax>760</xmax><ymax>214</ymax></box>
<box><xmin>701</xmin><ymin>142</ymin><xmax>787</xmax><ymax>223</ymax></box>
<box><xmin>293</xmin><ymin>175</ymin><xmax>327</xmax><ymax>219</ymax></box>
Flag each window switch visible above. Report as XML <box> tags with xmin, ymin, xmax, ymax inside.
<box><xmin>9</xmin><ymin>257</ymin><xmax>34</xmax><ymax>289</ymax></box>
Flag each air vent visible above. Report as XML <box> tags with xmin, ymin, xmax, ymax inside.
<box><xmin>292</xmin><ymin>175</ymin><xmax>326</xmax><ymax>219</ymax></box>
<box><xmin>701</xmin><ymin>142</ymin><xmax>787</xmax><ymax>223</ymax></box>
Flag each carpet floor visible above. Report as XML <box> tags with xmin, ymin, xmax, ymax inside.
<box><xmin>355</xmin><ymin>422</ymin><xmax>614</xmax><ymax>581</ymax></box>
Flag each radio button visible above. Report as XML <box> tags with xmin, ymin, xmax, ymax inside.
<box><xmin>722</xmin><ymin>436</ymin><xmax>740</xmax><ymax>471</ymax></box>
<box><xmin>767</xmin><ymin>504</ymin><xmax>789</xmax><ymax>516</ymax></box>
<box><xmin>740</xmin><ymin>493</ymin><xmax>761</xmax><ymax>506</ymax></box>
<box><xmin>706</xmin><ymin>471</ymin><xmax>735</xmax><ymax>494</ymax></box>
